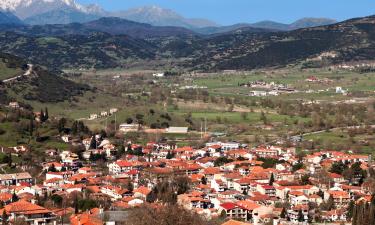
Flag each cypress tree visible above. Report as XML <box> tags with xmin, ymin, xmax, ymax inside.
<box><xmin>2</xmin><ymin>209</ymin><xmax>7</xmax><ymax>225</ymax></box>
<box><xmin>40</xmin><ymin>109</ymin><xmax>44</xmax><ymax>122</ymax></box>
<box><xmin>44</xmin><ymin>107</ymin><xmax>49</xmax><ymax>121</ymax></box>
<box><xmin>352</xmin><ymin>204</ymin><xmax>358</xmax><ymax>225</ymax></box>
<box><xmin>269</xmin><ymin>173</ymin><xmax>275</xmax><ymax>185</ymax></box>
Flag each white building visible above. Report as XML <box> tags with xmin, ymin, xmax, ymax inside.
<box><xmin>119</xmin><ymin>124</ymin><xmax>139</xmax><ymax>133</ymax></box>
<box><xmin>166</xmin><ymin>127</ymin><xmax>188</xmax><ymax>134</ymax></box>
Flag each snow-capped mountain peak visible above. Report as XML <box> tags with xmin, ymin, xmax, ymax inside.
<box><xmin>0</xmin><ymin>0</ymin><xmax>104</xmax><ymax>19</ymax></box>
<box><xmin>0</xmin><ymin>0</ymin><xmax>76</xmax><ymax>10</ymax></box>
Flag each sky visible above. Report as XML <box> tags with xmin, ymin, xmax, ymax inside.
<box><xmin>78</xmin><ymin>0</ymin><xmax>375</xmax><ymax>25</ymax></box>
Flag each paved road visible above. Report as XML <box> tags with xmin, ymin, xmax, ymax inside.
<box><xmin>2</xmin><ymin>64</ymin><xmax>33</xmax><ymax>83</ymax></box>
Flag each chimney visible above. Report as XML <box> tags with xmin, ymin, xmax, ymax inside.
<box><xmin>253</xmin><ymin>212</ymin><xmax>259</xmax><ymax>225</ymax></box>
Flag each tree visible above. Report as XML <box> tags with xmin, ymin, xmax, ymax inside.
<box><xmin>48</xmin><ymin>164</ymin><xmax>56</xmax><ymax>172</ymax></box>
<box><xmin>260</xmin><ymin>111</ymin><xmax>268</xmax><ymax>125</ymax></box>
<box><xmin>2</xmin><ymin>209</ymin><xmax>8</xmax><ymax>225</ymax></box>
<box><xmin>220</xmin><ymin>210</ymin><xmax>227</xmax><ymax>220</ymax></box>
<box><xmin>7</xmin><ymin>152</ymin><xmax>12</xmax><ymax>168</ymax></box>
<box><xmin>29</xmin><ymin>117</ymin><xmax>34</xmax><ymax>136</ymax></box>
<box><xmin>126</xmin><ymin>144</ymin><xmax>133</xmax><ymax>155</ymax></box>
<box><xmin>201</xmin><ymin>176</ymin><xmax>207</xmax><ymax>185</ymax></box>
<box><xmin>51</xmin><ymin>194</ymin><xmax>63</xmax><ymax>207</ymax></box>
<box><xmin>57</xmin><ymin>118</ymin><xmax>67</xmax><ymax>133</ymax></box>
<box><xmin>124</xmin><ymin>204</ymin><xmax>220</xmax><ymax>225</ymax></box>
<box><xmin>136</xmin><ymin>114</ymin><xmax>144</xmax><ymax>125</ymax></box>
<box><xmin>78</xmin><ymin>199</ymin><xmax>97</xmax><ymax>211</ymax></box>
<box><xmin>11</xmin><ymin>193</ymin><xmax>18</xmax><ymax>202</ymax></box>
<box><xmin>330</xmin><ymin>162</ymin><xmax>348</xmax><ymax>175</ymax></box>
<box><xmin>214</xmin><ymin>157</ymin><xmax>233</xmax><ymax>167</ymax></box>
<box><xmin>174</xmin><ymin>176</ymin><xmax>190</xmax><ymax>195</ymax></box>
<box><xmin>44</xmin><ymin>107</ymin><xmax>49</xmax><ymax>121</ymax></box>
<box><xmin>74</xmin><ymin>195</ymin><xmax>79</xmax><ymax>214</ymax></box>
<box><xmin>116</xmin><ymin>145</ymin><xmax>125</xmax><ymax>159</ymax></box>
<box><xmin>347</xmin><ymin>200</ymin><xmax>355</xmax><ymax>221</ymax></box>
<box><xmin>298</xmin><ymin>210</ymin><xmax>304</xmax><ymax>222</ymax></box>
<box><xmin>269</xmin><ymin>173</ymin><xmax>275</xmax><ymax>185</ymax></box>
<box><xmin>166</xmin><ymin>151</ymin><xmax>174</xmax><ymax>159</ymax></box>
<box><xmin>241</xmin><ymin>112</ymin><xmax>248</xmax><ymax>120</ymax></box>
<box><xmin>89</xmin><ymin>137</ymin><xmax>97</xmax><ymax>150</ymax></box>
<box><xmin>301</xmin><ymin>174</ymin><xmax>311</xmax><ymax>185</ymax></box>
<box><xmin>40</xmin><ymin>109</ymin><xmax>45</xmax><ymax>122</ymax></box>
<box><xmin>126</xmin><ymin>118</ymin><xmax>133</xmax><ymax>124</ymax></box>
<box><xmin>280</xmin><ymin>207</ymin><xmax>287</xmax><ymax>219</ymax></box>
<box><xmin>292</xmin><ymin>162</ymin><xmax>304</xmax><ymax>172</ymax></box>
<box><xmin>325</xmin><ymin>195</ymin><xmax>334</xmax><ymax>211</ymax></box>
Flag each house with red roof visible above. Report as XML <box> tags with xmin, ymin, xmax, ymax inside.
<box><xmin>0</xmin><ymin>200</ymin><xmax>56</xmax><ymax>224</ymax></box>
<box><xmin>70</xmin><ymin>212</ymin><xmax>103</xmax><ymax>225</ymax></box>
<box><xmin>108</xmin><ymin>160</ymin><xmax>140</xmax><ymax>174</ymax></box>
<box><xmin>133</xmin><ymin>186</ymin><xmax>151</xmax><ymax>200</ymax></box>
<box><xmin>100</xmin><ymin>186</ymin><xmax>131</xmax><ymax>201</ymax></box>
<box><xmin>219</xmin><ymin>203</ymin><xmax>247</xmax><ymax>221</ymax></box>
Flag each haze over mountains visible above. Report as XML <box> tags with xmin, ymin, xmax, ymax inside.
<box><xmin>0</xmin><ymin>0</ymin><xmax>337</xmax><ymax>32</ymax></box>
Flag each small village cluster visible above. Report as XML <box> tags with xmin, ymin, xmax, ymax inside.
<box><xmin>0</xmin><ymin>132</ymin><xmax>373</xmax><ymax>225</ymax></box>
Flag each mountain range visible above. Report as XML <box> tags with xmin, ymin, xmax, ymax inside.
<box><xmin>1</xmin><ymin>0</ymin><xmax>373</xmax><ymax>73</ymax></box>
<box><xmin>0</xmin><ymin>14</ymin><xmax>374</xmax><ymax>71</ymax></box>
<box><xmin>0</xmin><ymin>10</ymin><xmax>23</xmax><ymax>25</ymax></box>
<box><xmin>196</xmin><ymin>18</ymin><xmax>338</xmax><ymax>34</ymax></box>
<box><xmin>0</xmin><ymin>0</ymin><xmax>337</xmax><ymax>32</ymax></box>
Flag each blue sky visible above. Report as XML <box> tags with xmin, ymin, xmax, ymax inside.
<box><xmin>79</xmin><ymin>0</ymin><xmax>375</xmax><ymax>25</ymax></box>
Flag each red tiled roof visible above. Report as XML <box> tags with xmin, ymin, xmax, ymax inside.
<box><xmin>220</xmin><ymin>202</ymin><xmax>237</xmax><ymax>210</ymax></box>
<box><xmin>0</xmin><ymin>200</ymin><xmax>52</xmax><ymax>215</ymax></box>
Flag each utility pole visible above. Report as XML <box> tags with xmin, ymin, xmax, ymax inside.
<box><xmin>200</xmin><ymin>121</ymin><xmax>203</xmax><ymax>139</ymax></box>
<box><xmin>204</xmin><ymin>117</ymin><xmax>207</xmax><ymax>135</ymax></box>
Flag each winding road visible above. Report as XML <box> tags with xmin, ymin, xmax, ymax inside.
<box><xmin>2</xmin><ymin>64</ymin><xmax>33</xmax><ymax>83</ymax></box>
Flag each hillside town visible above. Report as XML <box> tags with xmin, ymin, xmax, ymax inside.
<box><xmin>0</xmin><ymin>127</ymin><xmax>374</xmax><ymax>225</ymax></box>
<box><xmin>1</xmin><ymin>1</ymin><xmax>375</xmax><ymax>225</ymax></box>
